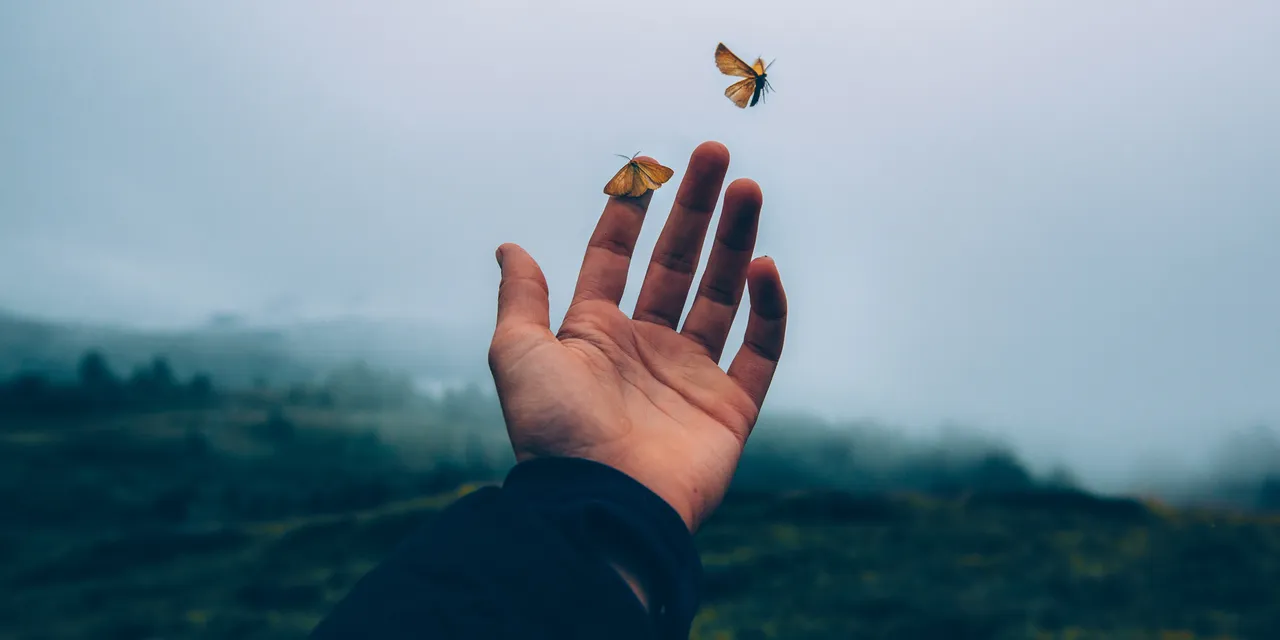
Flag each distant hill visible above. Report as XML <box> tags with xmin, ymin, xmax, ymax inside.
<box><xmin>0</xmin><ymin>310</ymin><xmax>492</xmax><ymax>388</ymax></box>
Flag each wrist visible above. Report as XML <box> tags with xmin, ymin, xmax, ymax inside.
<box><xmin>520</xmin><ymin>450</ymin><xmax>703</xmax><ymax>533</ymax></box>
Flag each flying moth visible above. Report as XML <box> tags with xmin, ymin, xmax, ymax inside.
<box><xmin>715</xmin><ymin>42</ymin><xmax>774</xmax><ymax>108</ymax></box>
<box><xmin>602</xmin><ymin>153</ymin><xmax>675</xmax><ymax>198</ymax></box>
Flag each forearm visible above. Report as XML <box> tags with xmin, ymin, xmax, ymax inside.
<box><xmin>308</xmin><ymin>457</ymin><xmax>702</xmax><ymax>640</ymax></box>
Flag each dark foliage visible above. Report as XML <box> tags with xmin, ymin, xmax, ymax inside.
<box><xmin>0</xmin><ymin>350</ymin><xmax>220</xmax><ymax>421</ymax></box>
<box><xmin>1260</xmin><ymin>475</ymin><xmax>1280</xmax><ymax>510</ymax></box>
<box><xmin>2</xmin><ymin>362</ymin><xmax>1279</xmax><ymax>639</ymax></box>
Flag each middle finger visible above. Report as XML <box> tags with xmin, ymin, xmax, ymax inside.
<box><xmin>631</xmin><ymin>141</ymin><xmax>731</xmax><ymax>328</ymax></box>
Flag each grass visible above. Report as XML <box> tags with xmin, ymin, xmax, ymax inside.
<box><xmin>689</xmin><ymin>491</ymin><xmax>1280</xmax><ymax>639</ymax></box>
<box><xmin>2</xmin><ymin>402</ymin><xmax>1279</xmax><ymax>639</ymax></box>
<box><xmin>2</xmin><ymin>488</ymin><xmax>1278</xmax><ymax>639</ymax></box>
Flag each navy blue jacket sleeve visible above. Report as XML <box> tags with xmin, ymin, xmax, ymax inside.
<box><xmin>308</xmin><ymin>457</ymin><xmax>703</xmax><ymax>640</ymax></box>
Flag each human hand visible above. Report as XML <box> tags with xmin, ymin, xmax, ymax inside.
<box><xmin>487</xmin><ymin>141</ymin><xmax>787</xmax><ymax>532</ymax></box>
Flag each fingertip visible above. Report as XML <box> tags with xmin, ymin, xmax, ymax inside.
<box><xmin>747</xmin><ymin>256</ymin><xmax>786</xmax><ymax>318</ymax></box>
<box><xmin>692</xmin><ymin>141</ymin><xmax>731</xmax><ymax>172</ymax></box>
<box><xmin>749</xmin><ymin>255</ymin><xmax>779</xmax><ymax>277</ymax></box>
<box><xmin>724</xmin><ymin>178</ymin><xmax>763</xmax><ymax>207</ymax></box>
<box><xmin>497</xmin><ymin>241</ymin><xmax>525</xmax><ymax>266</ymax></box>
<box><xmin>497</xmin><ymin>242</ymin><xmax>540</xmax><ymax>271</ymax></box>
<box><xmin>696</xmin><ymin>140</ymin><xmax>730</xmax><ymax>158</ymax></box>
<box><xmin>676</xmin><ymin>143</ymin><xmax>731</xmax><ymax>209</ymax></box>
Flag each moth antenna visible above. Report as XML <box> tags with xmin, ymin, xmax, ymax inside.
<box><xmin>766</xmin><ymin>58</ymin><xmax>777</xmax><ymax>71</ymax></box>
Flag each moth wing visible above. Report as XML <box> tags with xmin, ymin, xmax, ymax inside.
<box><xmin>628</xmin><ymin>166</ymin><xmax>654</xmax><ymax>197</ymax></box>
<box><xmin>634</xmin><ymin>159</ymin><xmax>674</xmax><ymax>187</ymax></box>
<box><xmin>725</xmin><ymin>77</ymin><xmax>756</xmax><ymax>108</ymax></box>
<box><xmin>603</xmin><ymin>163</ymin><xmax>639</xmax><ymax>197</ymax></box>
<box><xmin>715</xmin><ymin>43</ymin><xmax>756</xmax><ymax>78</ymax></box>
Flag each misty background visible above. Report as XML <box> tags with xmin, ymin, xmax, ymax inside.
<box><xmin>2</xmin><ymin>1</ymin><xmax>1278</xmax><ymax>494</ymax></box>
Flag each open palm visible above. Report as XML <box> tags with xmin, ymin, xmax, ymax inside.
<box><xmin>487</xmin><ymin>142</ymin><xmax>788</xmax><ymax>531</ymax></box>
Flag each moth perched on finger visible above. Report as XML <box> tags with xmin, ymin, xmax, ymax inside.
<box><xmin>603</xmin><ymin>153</ymin><xmax>675</xmax><ymax>198</ymax></box>
<box><xmin>715</xmin><ymin>42</ymin><xmax>774</xmax><ymax>108</ymax></box>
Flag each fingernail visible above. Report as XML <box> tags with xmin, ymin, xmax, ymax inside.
<box><xmin>495</xmin><ymin>247</ymin><xmax>504</xmax><ymax>268</ymax></box>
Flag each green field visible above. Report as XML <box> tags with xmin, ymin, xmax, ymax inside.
<box><xmin>3</xmin><ymin>400</ymin><xmax>1279</xmax><ymax>640</ymax></box>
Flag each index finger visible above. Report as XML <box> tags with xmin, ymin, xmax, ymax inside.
<box><xmin>568</xmin><ymin>164</ymin><xmax>659</xmax><ymax>309</ymax></box>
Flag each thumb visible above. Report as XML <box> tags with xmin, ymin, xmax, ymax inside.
<box><xmin>494</xmin><ymin>242</ymin><xmax>551</xmax><ymax>333</ymax></box>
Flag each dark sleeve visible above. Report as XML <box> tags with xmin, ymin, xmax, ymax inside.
<box><xmin>308</xmin><ymin>456</ymin><xmax>703</xmax><ymax>640</ymax></box>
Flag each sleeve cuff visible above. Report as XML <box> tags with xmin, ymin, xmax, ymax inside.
<box><xmin>503</xmin><ymin>457</ymin><xmax>703</xmax><ymax>639</ymax></box>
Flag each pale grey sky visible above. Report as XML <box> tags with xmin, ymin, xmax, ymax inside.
<box><xmin>2</xmin><ymin>1</ymin><xmax>1278</xmax><ymax>487</ymax></box>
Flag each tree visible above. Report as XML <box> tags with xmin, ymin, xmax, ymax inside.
<box><xmin>148</xmin><ymin>357</ymin><xmax>177</xmax><ymax>390</ymax></box>
<box><xmin>0</xmin><ymin>372</ymin><xmax>52</xmax><ymax>416</ymax></box>
<box><xmin>969</xmin><ymin>452</ymin><xmax>1034</xmax><ymax>491</ymax></box>
<box><xmin>127</xmin><ymin>356</ymin><xmax>179</xmax><ymax>407</ymax></box>
<box><xmin>188</xmin><ymin>374</ymin><xmax>215</xmax><ymax>403</ymax></box>
<box><xmin>77</xmin><ymin>350</ymin><xmax>119</xmax><ymax>390</ymax></box>
<box><xmin>1259</xmin><ymin>475</ymin><xmax>1280</xmax><ymax>511</ymax></box>
<box><xmin>323</xmin><ymin>361</ymin><xmax>415</xmax><ymax>410</ymax></box>
<box><xmin>76</xmin><ymin>350</ymin><xmax>123</xmax><ymax>412</ymax></box>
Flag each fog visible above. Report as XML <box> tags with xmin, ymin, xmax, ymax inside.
<box><xmin>2</xmin><ymin>1</ymin><xmax>1278</xmax><ymax>491</ymax></box>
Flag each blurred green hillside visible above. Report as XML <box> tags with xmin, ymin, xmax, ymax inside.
<box><xmin>2</xmin><ymin>350</ymin><xmax>1279</xmax><ymax>639</ymax></box>
<box><xmin>0</xmin><ymin>310</ymin><xmax>490</xmax><ymax>388</ymax></box>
